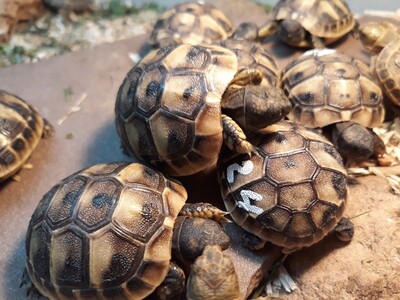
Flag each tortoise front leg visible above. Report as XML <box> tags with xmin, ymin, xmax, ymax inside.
<box><xmin>222</xmin><ymin>114</ymin><xmax>257</xmax><ymax>156</ymax></box>
<box><xmin>258</xmin><ymin>20</ymin><xmax>280</xmax><ymax>40</ymax></box>
<box><xmin>311</xmin><ymin>34</ymin><xmax>325</xmax><ymax>49</ymax></box>
<box><xmin>227</xmin><ymin>68</ymin><xmax>263</xmax><ymax>88</ymax></box>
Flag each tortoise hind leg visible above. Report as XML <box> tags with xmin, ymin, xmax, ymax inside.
<box><xmin>334</xmin><ymin>217</ymin><xmax>354</xmax><ymax>242</ymax></box>
<box><xmin>221</xmin><ymin>114</ymin><xmax>257</xmax><ymax>157</ymax></box>
<box><xmin>151</xmin><ymin>262</ymin><xmax>185</xmax><ymax>300</ymax></box>
<box><xmin>42</xmin><ymin>118</ymin><xmax>54</xmax><ymax>139</ymax></box>
<box><xmin>311</xmin><ymin>34</ymin><xmax>325</xmax><ymax>49</ymax></box>
<box><xmin>331</xmin><ymin>121</ymin><xmax>385</xmax><ymax>163</ymax></box>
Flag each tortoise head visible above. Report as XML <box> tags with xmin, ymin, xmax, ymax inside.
<box><xmin>241</xmin><ymin>84</ymin><xmax>292</xmax><ymax>131</ymax></box>
<box><xmin>232</xmin><ymin>22</ymin><xmax>259</xmax><ymax>41</ymax></box>
<box><xmin>279</xmin><ymin>19</ymin><xmax>307</xmax><ymax>46</ymax></box>
<box><xmin>222</xmin><ymin>84</ymin><xmax>292</xmax><ymax>132</ymax></box>
<box><xmin>222</xmin><ymin>68</ymin><xmax>291</xmax><ymax>132</ymax></box>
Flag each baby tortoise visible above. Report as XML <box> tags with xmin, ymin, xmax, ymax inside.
<box><xmin>281</xmin><ymin>49</ymin><xmax>386</xmax><ymax>163</ymax></box>
<box><xmin>186</xmin><ymin>245</ymin><xmax>241</xmax><ymax>300</ymax></box>
<box><xmin>259</xmin><ymin>0</ymin><xmax>356</xmax><ymax>48</ymax></box>
<box><xmin>0</xmin><ymin>90</ymin><xmax>52</xmax><ymax>182</ymax></box>
<box><xmin>359</xmin><ymin>21</ymin><xmax>400</xmax><ymax>107</ymax></box>
<box><xmin>115</xmin><ymin>43</ymin><xmax>291</xmax><ymax>176</ymax></box>
<box><xmin>218</xmin><ymin>121</ymin><xmax>354</xmax><ymax>253</ymax></box>
<box><xmin>23</xmin><ymin>162</ymin><xmax>230</xmax><ymax>299</ymax></box>
<box><xmin>149</xmin><ymin>1</ymin><xmax>233</xmax><ymax>48</ymax></box>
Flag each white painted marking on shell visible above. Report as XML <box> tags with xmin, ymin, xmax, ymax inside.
<box><xmin>304</xmin><ymin>48</ymin><xmax>337</xmax><ymax>57</ymax></box>
<box><xmin>238</xmin><ymin>190</ymin><xmax>264</xmax><ymax>215</ymax></box>
<box><xmin>226</xmin><ymin>160</ymin><xmax>254</xmax><ymax>184</ymax></box>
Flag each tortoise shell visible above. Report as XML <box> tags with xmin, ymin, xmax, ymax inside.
<box><xmin>359</xmin><ymin>21</ymin><xmax>400</xmax><ymax>55</ymax></box>
<box><xmin>149</xmin><ymin>2</ymin><xmax>233</xmax><ymax>47</ymax></box>
<box><xmin>186</xmin><ymin>245</ymin><xmax>240</xmax><ymax>300</ymax></box>
<box><xmin>115</xmin><ymin>44</ymin><xmax>238</xmax><ymax>176</ymax></box>
<box><xmin>281</xmin><ymin>49</ymin><xmax>385</xmax><ymax>128</ymax></box>
<box><xmin>375</xmin><ymin>38</ymin><xmax>400</xmax><ymax>106</ymax></box>
<box><xmin>0</xmin><ymin>90</ymin><xmax>47</xmax><ymax>181</ymax></box>
<box><xmin>218</xmin><ymin>121</ymin><xmax>348</xmax><ymax>251</ymax></box>
<box><xmin>219</xmin><ymin>38</ymin><xmax>280</xmax><ymax>88</ymax></box>
<box><xmin>25</xmin><ymin>162</ymin><xmax>187</xmax><ymax>299</ymax></box>
<box><xmin>273</xmin><ymin>0</ymin><xmax>355</xmax><ymax>46</ymax></box>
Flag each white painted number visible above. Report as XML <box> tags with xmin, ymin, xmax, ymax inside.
<box><xmin>238</xmin><ymin>190</ymin><xmax>264</xmax><ymax>215</ymax></box>
<box><xmin>226</xmin><ymin>160</ymin><xmax>254</xmax><ymax>184</ymax></box>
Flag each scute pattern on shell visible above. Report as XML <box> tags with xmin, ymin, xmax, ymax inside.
<box><xmin>220</xmin><ymin>38</ymin><xmax>279</xmax><ymax>87</ymax></box>
<box><xmin>115</xmin><ymin>44</ymin><xmax>238</xmax><ymax>176</ymax></box>
<box><xmin>186</xmin><ymin>245</ymin><xmax>240</xmax><ymax>300</ymax></box>
<box><xmin>218</xmin><ymin>121</ymin><xmax>348</xmax><ymax>251</ymax></box>
<box><xmin>375</xmin><ymin>39</ymin><xmax>400</xmax><ymax>106</ymax></box>
<box><xmin>0</xmin><ymin>90</ymin><xmax>45</xmax><ymax>181</ymax></box>
<box><xmin>25</xmin><ymin>162</ymin><xmax>187</xmax><ymax>299</ymax></box>
<box><xmin>282</xmin><ymin>49</ymin><xmax>385</xmax><ymax>128</ymax></box>
<box><xmin>150</xmin><ymin>2</ymin><xmax>233</xmax><ymax>47</ymax></box>
<box><xmin>273</xmin><ymin>0</ymin><xmax>355</xmax><ymax>39</ymax></box>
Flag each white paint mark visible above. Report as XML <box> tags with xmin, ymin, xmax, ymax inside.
<box><xmin>304</xmin><ymin>48</ymin><xmax>336</xmax><ymax>57</ymax></box>
<box><xmin>226</xmin><ymin>160</ymin><xmax>254</xmax><ymax>184</ymax></box>
<box><xmin>237</xmin><ymin>190</ymin><xmax>264</xmax><ymax>215</ymax></box>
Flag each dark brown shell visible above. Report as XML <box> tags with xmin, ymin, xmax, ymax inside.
<box><xmin>282</xmin><ymin>49</ymin><xmax>385</xmax><ymax>128</ymax></box>
<box><xmin>273</xmin><ymin>0</ymin><xmax>355</xmax><ymax>41</ymax></box>
<box><xmin>218</xmin><ymin>121</ymin><xmax>348</xmax><ymax>251</ymax></box>
<box><xmin>115</xmin><ymin>44</ymin><xmax>238</xmax><ymax>176</ymax></box>
<box><xmin>0</xmin><ymin>90</ymin><xmax>46</xmax><ymax>181</ymax></box>
<box><xmin>149</xmin><ymin>2</ymin><xmax>233</xmax><ymax>47</ymax></box>
<box><xmin>25</xmin><ymin>162</ymin><xmax>187</xmax><ymax>299</ymax></box>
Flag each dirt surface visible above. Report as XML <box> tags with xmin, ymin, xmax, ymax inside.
<box><xmin>0</xmin><ymin>1</ymin><xmax>399</xmax><ymax>300</ymax></box>
<box><xmin>285</xmin><ymin>175</ymin><xmax>400</xmax><ymax>300</ymax></box>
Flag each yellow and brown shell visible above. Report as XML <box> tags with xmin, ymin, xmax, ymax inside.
<box><xmin>219</xmin><ymin>38</ymin><xmax>280</xmax><ymax>88</ymax></box>
<box><xmin>273</xmin><ymin>0</ymin><xmax>355</xmax><ymax>46</ymax></box>
<box><xmin>375</xmin><ymin>38</ymin><xmax>400</xmax><ymax>106</ymax></box>
<box><xmin>115</xmin><ymin>44</ymin><xmax>238</xmax><ymax>176</ymax></box>
<box><xmin>282</xmin><ymin>49</ymin><xmax>385</xmax><ymax>128</ymax></box>
<box><xmin>186</xmin><ymin>245</ymin><xmax>240</xmax><ymax>300</ymax></box>
<box><xmin>149</xmin><ymin>2</ymin><xmax>233</xmax><ymax>47</ymax></box>
<box><xmin>218</xmin><ymin>121</ymin><xmax>348</xmax><ymax>252</ymax></box>
<box><xmin>0</xmin><ymin>90</ymin><xmax>48</xmax><ymax>182</ymax></box>
<box><xmin>25</xmin><ymin>162</ymin><xmax>187</xmax><ymax>299</ymax></box>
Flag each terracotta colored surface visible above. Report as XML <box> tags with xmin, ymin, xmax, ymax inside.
<box><xmin>0</xmin><ymin>2</ymin><xmax>399</xmax><ymax>299</ymax></box>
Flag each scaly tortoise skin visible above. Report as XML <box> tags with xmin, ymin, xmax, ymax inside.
<box><xmin>25</xmin><ymin>162</ymin><xmax>187</xmax><ymax>299</ymax></box>
<box><xmin>261</xmin><ymin>0</ymin><xmax>355</xmax><ymax>48</ymax></box>
<box><xmin>0</xmin><ymin>90</ymin><xmax>51</xmax><ymax>182</ymax></box>
<box><xmin>218</xmin><ymin>121</ymin><xmax>350</xmax><ymax>252</ymax></box>
<box><xmin>115</xmin><ymin>43</ymin><xmax>290</xmax><ymax>176</ymax></box>
<box><xmin>359</xmin><ymin>21</ymin><xmax>400</xmax><ymax>106</ymax></box>
<box><xmin>186</xmin><ymin>245</ymin><xmax>240</xmax><ymax>300</ymax></box>
<box><xmin>149</xmin><ymin>1</ymin><xmax>233</xmax><ymax>48</ymax></box>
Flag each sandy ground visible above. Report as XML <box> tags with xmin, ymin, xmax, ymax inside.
<box><xmin>283</xmin><ymin>175</ymin><xmax>400</xmax><ymax>300</ymax></box>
